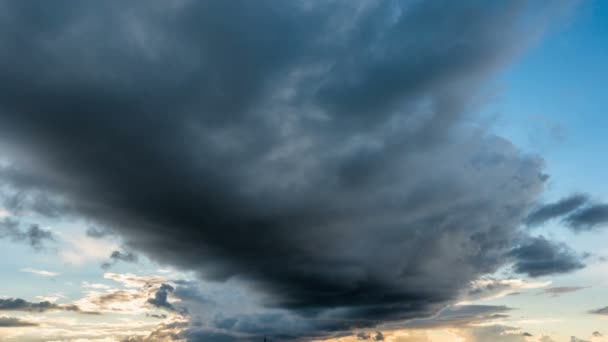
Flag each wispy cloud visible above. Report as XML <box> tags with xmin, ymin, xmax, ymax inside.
<box><xmin>20</xmin><ymin>267</ymin><xmax>59</xmax><ymax>277</ymax></box>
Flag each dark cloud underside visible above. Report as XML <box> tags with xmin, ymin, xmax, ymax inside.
<box><xmin>0</xmin><ymin>0</ymin><xmax>579</xmax><ymax>339</ymax></box>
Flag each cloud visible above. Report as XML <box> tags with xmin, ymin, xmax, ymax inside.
<box><xmin>0</xmin><ymin>316</ymin><xmax>38</xmax><ymax>327</ymax></box>
<box><xmin>356</xmin><ymin>331</ymin><xmax>371</xmax><ymax>340</ymax></box>
<box><xmin>565</xmin><ymin>204</ymin><xmax>608</xmax><ymax>231</ymax></box>
<box><xmin>86</xmin><ymin>226</ymin><xmax>113</xmax><ymax>238</ymax></box>
<box><xmin>539</xmin><ymin>286</ymin><xmax>587</xmax><ymax>297</ymax></box>
<box><xmin>59</xmin><ymin>233</ymin><xmax>118</xmax><ymax>265</ymax></box>
<box><xmin>509</xmin><ymin>236</ymin><xmax>585</xmax><ymax>277</ymax></box>
<box><xmin>0</xmin><ymin>0</ymin><xmax>576</xmax><ymax>338</ymax></box>
<box><xmin>570</xmin><ymin>337</ymin><xmax>591</xmax><ymax>342</ymax></box>
<box><xmin>147</xmin><ymin>284</ymin><xmax>177</xmax><ymax>312</ymax></box>
<box><xmin>102</xmin><ymin>250</ymin><xmax>139</xmax><ymax>269</ymax></box>
<box><xmin>525</xmin><ymin>194</ymin><xmax>589</xmax><ymax>227</ymax></box>
<box><xmin>0</xmin><ymin>219</ymin><xmax>54</xmax><ymax>250</ymax></box>
<box><xmin>460</xmin><ymin>278</ymin><xmax>550</xmax><ymax>302</ymax></box>
<box><xmin>464</xmin><ymin>325</ymin><xmax>534</xmax><ymax>342</ymax></box>
<box><xmin>589</xmin><ymin>307</ymin><xmax>608</xmax><ymax>315</ymax></box>
<box><xmin>20</xmin><ymin>267</ymin><xmax>59</xmax><ymax>277</ymax></box>
<box><xmin>0</xmin><ymin>298</ymin><xmax>97</xmax><ymax>315</ymax></box>
<box><xmin>392</xmin><ymin>305</ymin><xmax>513</xmax><ymax>330</ymax></box>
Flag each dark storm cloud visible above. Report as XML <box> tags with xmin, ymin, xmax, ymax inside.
<box><xmin>0</xmin><ymin>316</ymin><xmax>38</xmax><ymax>327</ymax></box>
<box><xmin>0</xmin><ymin>298</ymin><xmax>98</xmax><ymax>315</ymax></box>
<box><xmin>0</xmin><ymin>219</ymin><xmax>54</xmax><ymax>250</ymax></box>
<box><xmin>565</xmin><ymin>204</ymin><xmax>608</xmax><ymax>231</ymax></box>
<box><xmin>525</xmin><ymin>194</ymin><xmax>589</xmax><ymax>227</ymax></box>
<box><xmin>509</xmin><ymin>236</ymin><xmax>585</xmax><ymax>277</ymax></box>
<box><xmin>0</xmin><ymin>0</ymin><xmax>576</xmax><ymax>339</ymax></box>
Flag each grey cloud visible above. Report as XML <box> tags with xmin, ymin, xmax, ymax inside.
<box><xmin>0</xmin><ymin>219</ymin><xmax>54</xmax><ymax>250</ymax></box>
<box><xmin>101</xmin><ymin>250</ymin><xmax>139</xmax><ymax>269</ymax></box>
<box><xmin>570</xmin><ymin>337</ymin><xmax>590</xmax><ymax>342</ymax></box>
<box><xmin>593</xmin><ymin>332</ymin><xmax>603</xmax><ymax>337</ymax></box>
<box><xmin>539</xmin><ymin>286</ymin><xmax>587</xmax><ymax>297</ymax></box>
<box><xmin>0</xmin><ymin>298</ymin><xmax>98</xmax><ymax>315</ymax></box>
<box><xmin>468</xmin><ymin>325</ymin><xmax>533</xmax><ymax>342</ymax></box>
<box><xmin>510</xmin><ymin>236</ymin><xmax>585</xmax><ymax>277</ymax></box>
<box><xmin>565</xmin><ymin>204</ymin><xmax>608</xmax><ymax>231</ymax></box>
<box><xmin>0</xmin><ymin>0</ymin><xmax>575</xmax><ymax>339</ymax></box>
<box><xmin>148</xmin><ymin>284</ymin><xmax>179</xmax><ymax>313</ymax></box>
<box><xmin>111</xmin><ymin>250</ymin><xmax>138</xmax><ymax>263</ymax></box>
<box><xmin>86</xmin><ymin>226</ymin><xmax>112</xmax><ymax>238</ymax></box>
<box><xmin>373</xmin><ymin>331</ymin><xmax>384</xmax><ymax>341</ymax></box>
<box><xmin>147</xmin><ymin>313</ymin><xmax>168</xmax><ymax>319</ymax></box>
<box><xmin>90</xmin><ymin>290</ymin><xmax>143</xmax><ymax>309</ymax></box>
<box><xmin>357</xmin><ymin>331</ymin><xmax>371</xmax><ymax>340</ymax></box>
<box><xmin>0</xmin><ymin>316</ymin><xmax>38</xmax><ymax>327</ymax></box>
<box><xmin>589</xmin><ymin>306</ymin><xmax>608</xmax><ymax>315</ymax></box>
<box><xmin>525</xmin><ymin>194</ymin><xmax>588</xmax><ymax>227</ymax></box>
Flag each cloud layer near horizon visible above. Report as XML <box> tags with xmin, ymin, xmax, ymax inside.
<box><xmin>0</xmin><ymin>0</ymin><xmax>582</xmax><ymax>339</ymax></box>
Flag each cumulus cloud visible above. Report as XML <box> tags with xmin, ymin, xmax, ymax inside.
<box><xmin>0</xmin><ymin>0</ymin><xmax>579</xmax><ymax>338</ymax></box>
<box><xmin>76</xmin><ymin>273</ymin><xmax>181</xmax><ymax>316</ymax></box>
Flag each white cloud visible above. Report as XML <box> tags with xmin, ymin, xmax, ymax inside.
<box><xmin>20</xmin><ymin>267</ymin><xmax>60</xmax><ymax>277</ymax></box>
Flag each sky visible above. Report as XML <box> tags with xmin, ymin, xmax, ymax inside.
<box><xmin>0</xmin><ymin>1</ymin><xmax>607</xmax><ymax>341</ymax></box>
